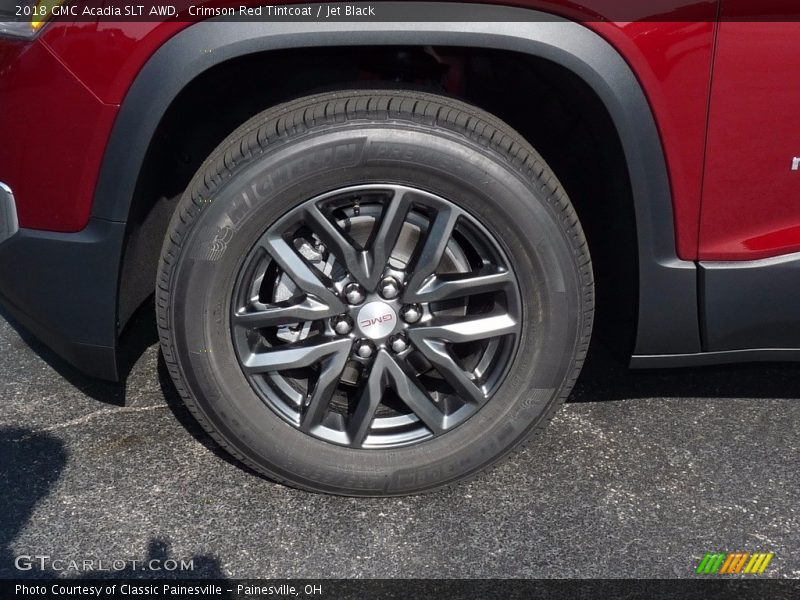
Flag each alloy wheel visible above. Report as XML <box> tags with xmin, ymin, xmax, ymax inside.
<box><xmin>231</xmin><ymin>184</ymin><xmax>522</xmax><ymax>449</ymax></box>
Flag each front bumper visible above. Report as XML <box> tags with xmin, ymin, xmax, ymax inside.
<box><xmin>0</xmin><ymin>181</ymin><xmax>19</xmax><ymax>245</ymax></box>
<box><xmin>0</xmin><ymin>215</ymin><xmax>124</xmax><ymax>380</ymax></box>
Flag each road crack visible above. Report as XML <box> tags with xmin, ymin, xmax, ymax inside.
<box><xmin>6</xmin><ymin>404</ymin><xmax>169</xmax><ymax>441</ymax></box>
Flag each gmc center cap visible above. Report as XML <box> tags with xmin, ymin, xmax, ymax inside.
<box><xmin>356</xmin><ymin>301</ymin><xmax>397</xmax><ymax>340</ymax></box>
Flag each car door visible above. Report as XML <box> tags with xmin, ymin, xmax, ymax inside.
<box><xmin>700</xmin><ymin>0</ymin><xmax>800</xmax><ymax>350</ymax></box>
<box><xmin>701</xmin><ymin>1</ymin><xmax>800</xmax><ymax>260</ymax></box>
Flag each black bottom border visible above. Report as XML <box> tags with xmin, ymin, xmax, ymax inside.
<box><xmin>3</xmin><ymin>579</ymin><xmax>799</xmax><ymax>600</ymax></box>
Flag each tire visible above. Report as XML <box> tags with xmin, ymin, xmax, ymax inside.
<box><xmin>156</xmin><ymin>89</ymin><xmax>593</xmax><ymax>496</ymax></box>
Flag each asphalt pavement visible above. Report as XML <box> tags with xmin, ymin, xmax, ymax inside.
<box><xmin>1</xmin><ymin>305</ymin><xmax>798</xmax><ymax>580</ymax></box>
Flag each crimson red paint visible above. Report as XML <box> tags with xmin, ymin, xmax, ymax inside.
<box><xmin>0</xmin><ymin>32</ymin><xmax>117</xmax><ymax>232</ymax></box>
<box><xmin>700</xmin><ymin>2</ymin><xmax>800</xmax><ymax>260</ymax></box>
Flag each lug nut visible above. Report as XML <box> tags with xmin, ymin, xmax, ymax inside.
<box><xmin>379</xmin><ymin>276</ymin><xmax>401</xmax><ymax>300</ymax></box>
<box><xmin>389</xmin><ymin>334</ymin><xmax>409</xmax><ymax>354</ymax></box>
<box><xmin>401</xmin><ymin>304</ymin><xmax>422</xmax><ymax>324</ymax></box>
<box><xmin>344</xmin><ymin>282</ymin><xmax>366</xmax><ymax>305</ymax></box>
<box><xmin>332</xmin><ymin>315</ymin><xmax>353</xmax><ymax>336</ymax></box>
<box><xmin>354</xmin><ymin>340</ymin><xmax>375</xmax><ymax>359</ymax></box>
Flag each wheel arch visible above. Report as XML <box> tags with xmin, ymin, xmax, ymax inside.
<box><xmin>98</xmin><ymin>5</ymin><xmax>701</xmax><ymax>376</ymax></box>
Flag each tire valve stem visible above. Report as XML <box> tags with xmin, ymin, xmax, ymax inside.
<box><xmin>353</xmin><ymin>197</ymin><xmax>360</xmax><ymax>217</ymax></box>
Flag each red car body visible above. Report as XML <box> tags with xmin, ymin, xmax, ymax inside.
<box><xmin>1</xmin><ymin>0</ymin><xmax>799</xmax><ymax>379</ymax></box>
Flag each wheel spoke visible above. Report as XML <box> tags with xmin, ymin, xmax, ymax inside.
<box><xmin>261</xmin><ymin>233</ymin><xmax>344</xmax><ymax>311</ymax></box>
<box><xmin>404</xmin><ymin>206</ymin><xmax>459</xmax><ymax>297</ymax></box>
<box><xmin>406</xmin><ymin>313</ymin><xmax>519</xmax><ymax>406</ymax></box>
<box><xmin>412</xmin><ymin>339</ymin><xmax>486</xmax><ymax>406</ymax></box>
<box><xmin>347</xmin><ymin>352</ymin><xmax>391</xmax><ymax>447</ymax></box>
<box><xmin>368</xmin><ymin>191</ymin><xmax>413</xmax><ymax>286</ymax></box>
<box><xmin>408</xmin><ymin>313</ymin><xmax>519</xmax><ymax>345</ymax></box>
<box><xmin>382</xmin><ymin>356</ymin><xmax>446</xmax><ymax>434</ymax></box>
<box><xmin>300</xmin><ymin>350</ymin><xmax>350</xmax><ymax>432</ymax></box>
<box><xmin>233</xmin><ymin>296</ymin><xmax>337</xmax><ymax>329</ymax></box>
<box><xmin>304</xmin><ymin>203</ymin><xmax>372</xmax><ymax>288</ymax></box>
<box><xmin>242</xmin><ymin>338</ymin><xmax>352</xmax><ymax>374</ymax></box>
<box><xmin>346</xmin><ymin>351</ymin><xmax>448</xmax><ymax>445</ymax></box>
<box><xmin>410</xmin><ymin>267</ymin><xmax>514</xmax><ymax>303</ymax></box>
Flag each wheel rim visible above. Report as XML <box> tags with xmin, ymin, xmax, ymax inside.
<box><xmin>231</xmin><ymin>184</ymin><xmax>522</xmax><ymax>449</ymax></box>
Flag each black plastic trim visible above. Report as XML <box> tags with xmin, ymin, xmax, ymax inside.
<box><xmin>0</xmin><ymin>219</ymin><xmax>123</xmax><ymax>380</ymax></box>
<box><xmin>91</xmin><ymin>2</ymin><xmax>701</xmax><ymax>359</ymax></box>
<box><xmin>699</xmin><ymin>252</ymin><xmax>800</xmax><ymax>351</ymax></box>
<box><xmin>631</xmin><ymin>252</ymin><xmax>800</xmax><ymax>367</ymax></box>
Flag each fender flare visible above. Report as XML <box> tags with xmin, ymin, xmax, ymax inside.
<box><xmin>93</xmin><ymin>2</ymin><xmax>701</xmax><ymax>360</ymax></box>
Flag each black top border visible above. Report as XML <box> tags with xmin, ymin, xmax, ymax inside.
<box><xmin>4</xmin><ymin>1</ymin><xmax>800</xmax><ymax>24</ymax></box>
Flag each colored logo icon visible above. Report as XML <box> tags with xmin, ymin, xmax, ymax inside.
<box><xmin>696</xmin><ymin>552</ymin><xmax>774</xmax><ymax>575</ymax></box>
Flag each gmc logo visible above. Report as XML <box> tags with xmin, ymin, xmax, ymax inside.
<box><xmin>361</xmin><ymin>314</ymin><xmax>394</xmax><ymax>328</ymax></box>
